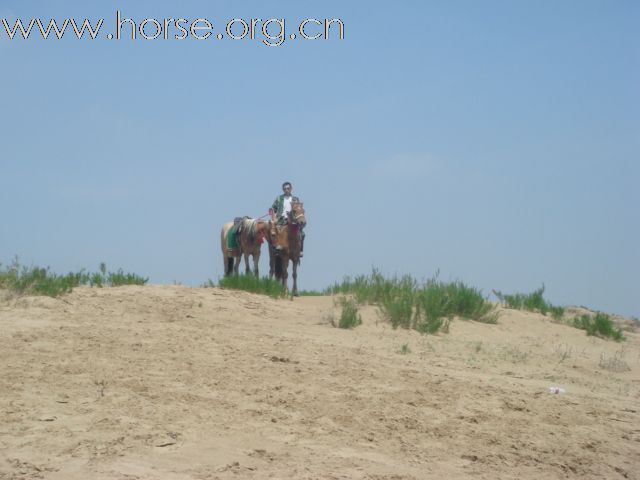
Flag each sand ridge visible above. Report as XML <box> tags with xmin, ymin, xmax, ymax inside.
<box><xmin>0</xmin><ymin>285</ymin><xmax>638</xmax><ymax>479</ymax></box>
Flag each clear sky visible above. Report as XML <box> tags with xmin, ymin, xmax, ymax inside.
<box><xmin>1</xmin><ymin>1</ymin><xmax>638</xmax><ymax>317</ymax></box>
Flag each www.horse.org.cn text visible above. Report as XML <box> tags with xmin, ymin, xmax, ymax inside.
<box><xmin>0</xmin><ymin>12</ymin><xmax>345</xmax><ymax>47</ymax></box>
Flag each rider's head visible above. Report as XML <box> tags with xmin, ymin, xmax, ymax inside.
<box><xmin>282</xmin><ymin>182</ymin><xmax>292</xmax><ymax>195</ymax></box>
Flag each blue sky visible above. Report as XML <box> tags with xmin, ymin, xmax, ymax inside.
<box><xmin>1</xmin><ymin>1</ymin><xmax>638</xmax><ymax>316</ymax></box>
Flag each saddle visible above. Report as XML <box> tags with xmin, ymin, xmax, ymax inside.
<box><xmin>227</xmin><ymin>216</ymin><xmax>249</xmax><ymax>250</ymax></box>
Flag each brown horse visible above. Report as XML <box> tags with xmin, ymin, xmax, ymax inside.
<box><xmin>238</xmin><ymin>218</ymin><xmax>268</xmax><ymax>276</ymax></box>
<box><xmin>267</xmin><ymin>202</ymin><xmax>307</xmax><ymax>295</ymax></box>
<box><xmin>221</xmin><ymin>218</ymin><xmax>269</xmax><ymax>276</ymax></box>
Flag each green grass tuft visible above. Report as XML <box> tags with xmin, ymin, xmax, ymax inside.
<box><xmin>573</xmin><ymin>312</ymin><xmax>624</xmax><ymax>341</ymax></box>
<box><xmin>549</xmin><ymin>305</ymin><xmax>565</xmax><ymax>321</ymax></box>
<box><xmin>325</xmin><ymin>269</ymin><xmax>496</xmax><ymax>334</ymax></box>
<box><xmin>298</xmin><ymin>289</ymin><xmax>325</xmax><ymax>296</ymax></box>
<box><xmin>106</xmin><ymin>269</ymin><xmax>148</xmax><ymax>286</ymax></box>
<box><xmin>0</xmin><ymin>259</ymin><xmax>147</xmax><ymax>298</ymax></box>
<box><xmin>418</xmin><ymin>279</ymin><xmax>498</xmax><ymax>325</ymax></box>
<box><xmin>493</xmin><ymin>284</ymin><xmax>566</xmax><ymax>321</ymax></box>
<box><xmin>378</xmin><ymin>275</ymin><xmax>417</xmax><ymax>329</ymax></box>
<box><xmin>493</xmin><ymin>285</ymin><xmax>553</xmax><ymax>314</ymax></box>
<box><xmin>338</xmin><ymin>297</ymin><xmax>362</xmax><ymax>329</ymax></box>
<box><xmin>218</xmin><ymin>274</ymin><xmax>286</xmax><ymax>299</ymax></box>
<box><xmin>492</xmin><ymin>285</ymin><xmax>624</xmax><ymax>340</ymax></box>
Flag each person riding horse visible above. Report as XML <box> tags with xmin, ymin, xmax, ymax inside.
<box><xmin>270</xmin><ymin>181</ymin><xmax>305</xmax><ymax>255</ymax></box>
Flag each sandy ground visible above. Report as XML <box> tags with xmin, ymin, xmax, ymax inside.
<box><xmin>0</xmin><ymin>285</ymin><xmax>638</xmax><ymax>480</ymax></box>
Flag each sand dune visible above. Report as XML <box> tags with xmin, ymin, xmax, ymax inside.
<box><xmin>0</xmin><ymin>285</ymin><xmax>638</xmax><ymax>479</ymax></box>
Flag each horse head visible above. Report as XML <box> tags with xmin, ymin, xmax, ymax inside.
<box><xmin>254</xmin><ymin>220</ymin><xmax>269</xmax><ymax>244</ymax></box>
<box><xmin>289</xmin><ymin>201</ymin><xmax>307</xmax><ymax>227</ymax></box>
<box><xmin>265</xmin><ymin>220</ymin><xmax>289</xmax><ymax>249</ymax></box>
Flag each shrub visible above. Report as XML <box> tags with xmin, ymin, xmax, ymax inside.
<box><xmin>298</xmin><ymin>290</ymin><xmax>324</xmax><ymax>296</ymax></box>
<box><xmin>324</xmin><ymin>269</ymin><xmax>395</xmax><ymax>305</ymax></box>
<box><xmin>414</xmin><ymin>279</ymin><xmax>496</xmax><ymax>332</ymax></box>
<box><xmin>338</xmin><ymin>297</ymin><xmax>362</xmax><ymax>329</ymax></box>
<box><xmin>378</xmin><ymin>275</ymin><xmax>418</xmax><ymax>329</ymax></box>
<box><xmin>493</xmin><ymin>285</ymin><xmax>551</xmax><ymax>314</ymax></box>
<box><xmin>325</xmin><ymin>269</ymin><xmax>496</xmax><ymax>334</ymax></box>
<box><xmin>0</xmin><ymin>258</ymin><xmax>148</xmax><ymax>297</ymax></box>
<box><xmin>0</xmin><ymin>264</ymin><xmax>79</xmax><ymax>297</ymax></box>
<box><xmin>574</xmin><ymin>312</ymin><xmax>624</xmax><ymax>341</ymax></box>
<box><xmin>437</xmin><ymin>280</ymin><xmax>497</xmax><ymax>323</ymax></box>
<box><xmin>106</xmin><ymin>269</ymin><xmax>148</xmax><ymax>286</ymax></box>
<box><xmin>549</xmin><ymin>305</ymin><xmax>565</xmax><ymax>321</ymax></box>
<box><xmin>493</xmin><ymin>284</ymin><xmax>566</xmax><ymax>320</ymax></box>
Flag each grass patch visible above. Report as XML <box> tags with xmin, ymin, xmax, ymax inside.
<box><xmin>0</xmin><ymin>265</ymin><xmax>80</xmax><ymax>297</ymax></box>
<box><xmin>501</xmin><ymin>345</ymin><xmax>529</xmax><ymax>363</ymax></box>
<box><xmin>88</xmin><ymin>262</ymin><xmax>148</xmax><ymax>287</ymax></box>
<box><xmin>337</xmin><ymin>297</ymin><xmax>362</xmax><ymax>329</ymax></box>
<box><xmin>325</xmin><ymin>269</ymin><xmax>496</xmax><ymax>334</ymax></box>
<box><xmin>549</xmin><ymin>305</ymin><xmax>565</xmax><ymax>321</ymax></box>
<box><xmin>416</xmin><ymin>279</ymin><xmax>497</xmax><ymax>329</ymax></box>
<box><xmin>0</xmin><ymin>259</ymin><xmax>147</xmax><ymax>298</ymax></box>
<box><xmin>218</xmin><ymin>274</ymin><xmax>286</xmax><ymax>299</ymax></box>
<box><xmin>492</xmin><ymin>284</ymin><xmax>563</xmax><ymax>316</ymax></box>
<box><xmin>324</xmin><ymin>269</ymin><xmax>393</xmax><ymax>305</ymax></box>
<box><xmin>492</xmin><ymin>285</ymin><xmax>625</xmax><ymax>341</ymax></box>
<box><xmin>379</xmin><ymin>275</ymin><xmax>417</xmax><ymax>329</ymax></box>
<box><xmin>298</xmin><ymin>289</ymin><xmax>325</xmax><ymax>296</ymax></box>
<box><xmin>553</xmin><ymin>343</ymin><xmax>572</xmax><ymax>362</ymax></box>
<box><xmin>573</xmin><ymin>312</ymin><xmax>624</xmax><ymax>341</ymax></box>
<box><xmin>598</xmin><ymin>347</ymin><xmax>630</xmax><ymax>372</ymax></box>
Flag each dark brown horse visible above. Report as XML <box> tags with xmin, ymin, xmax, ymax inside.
<box><xmin>267</xmin><ymin>202</ymin><xmax>307</xmax><ymax>296</ymax></box>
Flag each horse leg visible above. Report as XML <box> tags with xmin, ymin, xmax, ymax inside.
<box><xmin>292</xmin><ymin>259</ymin><xmax>298</xmax><ymax>296</ymax></box>
<box><xmin>225</xmin><ymin>253</ymin><xmax>236</xmax><ymax>277</ymax></box>
<box><xmin>281</xmin><ymin>255</ymin><xmax>289</xmax><ymax>293</ymax></box>
<box><xmin>243</xmin><ymin>252</ymin><xmax>251</xmax><ymax>275</ymax></box>
<box><xmin>253</xmin><ymin>249</ymin><xmax>260</xmax><ymax>277</ymax></box>
<box><xmin>269</xmin><ymin>245</ymin><xmax>275</xmax><ymax>279</ymax></box>
<box><xmin>234</xmin><ymin>254</ymin><xmax>241</xmax><ymax>275</ymax></box>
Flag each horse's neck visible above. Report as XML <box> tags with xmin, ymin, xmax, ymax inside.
<box><xmin>287</xmin><ymin>224</ymin><xmax>300</xmax><ymax>254</ymax></box>
<box><xmin>272</xmin><ymin>224</ymin><xmax>293</xmax><ymax>251</ymax></box>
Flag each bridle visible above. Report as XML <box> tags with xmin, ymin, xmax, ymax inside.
<box><xmin>289</xmin><ymin>203</ymin><xmax>306</xmax><ymax>226</ymax></box>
